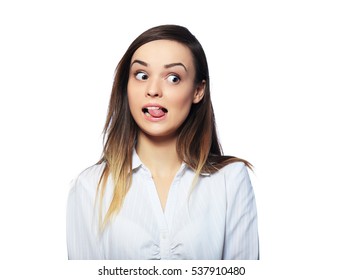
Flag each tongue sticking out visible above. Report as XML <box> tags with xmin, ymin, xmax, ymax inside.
<box><xmin>148</xmin><ymin>108</ymin><xmax>166</xmax><ymax>118</ymax></box>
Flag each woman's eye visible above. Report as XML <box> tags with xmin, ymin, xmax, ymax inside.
<box><xmin>167</xmin><ymin>74</ymin><xmax>180</xmax><ymax>84</ymax></box>
<box><xmin>135</xmin><ymin>72</ymin><xmax>148</xmax><ymax>80</ymax></box>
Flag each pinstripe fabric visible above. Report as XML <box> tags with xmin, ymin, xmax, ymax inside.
<box><xmin>67</xmin><ymin>151</ymin><xmax>259</xmax><ymax>259</ymax></box>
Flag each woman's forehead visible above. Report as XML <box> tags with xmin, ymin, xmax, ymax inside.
<box><xmin>131</xmin><ymin>40</ymin><xmax>194</xmax><ymax>67</ymax></box>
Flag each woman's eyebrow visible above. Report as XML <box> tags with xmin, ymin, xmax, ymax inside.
<box><xmin>131</xmin><ymin>59</ymin><xmax>148</xmax><ymax>67</ymax></box>
<box><xmin>131</xmin><ymin>60</ymin><xmax>187</xmax><ymax>72</ymax></box>
<box><xmin>164</xmin><ymin>63</ymin><xmax>187</xmax><ymax>72</ymax></box>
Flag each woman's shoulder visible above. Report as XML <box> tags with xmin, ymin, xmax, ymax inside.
<box><xmin>78</xmin><ymin>162</ymin><xmax>106</xmax><ymax>181</ymax></box>
<box><xmin>212</xmin><ymin>160</ymin><xmax>252</xmax><ymax>186</ymax></box>
<box><xmin>69</xmin><ymin>162</ymin><xmax>106</xmax><ymax>195</ymax></box>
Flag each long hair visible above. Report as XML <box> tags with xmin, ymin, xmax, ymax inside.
<box><xmin>97</xmin><ymin>24</ymin><xmax>251</xmax><ymax>228</ymax></box>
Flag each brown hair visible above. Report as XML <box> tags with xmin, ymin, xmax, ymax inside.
<box><xmin>97</xmin><ymin>24</ymin><xmax>251</xmax><ymax>228</ymax></box>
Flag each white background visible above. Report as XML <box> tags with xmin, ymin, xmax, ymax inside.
<box><xmin>0</xmin><ymin>0</ymin><xmax>342</xmax><ymax>279</ymax></box>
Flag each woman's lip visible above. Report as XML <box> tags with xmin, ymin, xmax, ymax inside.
<box><xmin>142</xmin><ymin>110</ymin><xmax>167</xmax><ymax>122</ymax></box>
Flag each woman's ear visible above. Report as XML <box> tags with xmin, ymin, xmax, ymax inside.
<box><xmin>193</xmin><ymin>80</ymin><xmax>206</xmax><ymax>104</ymax></box>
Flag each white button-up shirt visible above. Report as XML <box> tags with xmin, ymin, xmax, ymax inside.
<box><xmin>67</xmin><ymin>150</ymin><xmax>259</xmax><ymax>259</ymax></box>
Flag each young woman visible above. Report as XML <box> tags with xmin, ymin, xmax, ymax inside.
<box><xmin>67</xmin><ymin>24</ymin><xmax>259</xmax><ymax>260</ymax></box>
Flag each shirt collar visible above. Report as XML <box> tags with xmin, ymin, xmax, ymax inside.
<box><xmin>131</xmin><ymin>148</ymin><xmax>210</xmax><ymax>176</ymax></box>
<box><xmin>132</xmin><ymin>148</ymin><xmax>143</xmax><ymax>170</ymax></box>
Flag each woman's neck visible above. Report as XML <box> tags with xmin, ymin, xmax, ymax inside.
<box><xmin>136</xmin><ymin>132</ymin><xmax>182</xmax><ymax>177</ymax></box>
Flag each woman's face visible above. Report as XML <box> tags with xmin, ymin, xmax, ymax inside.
<box><xmin>127</xmin><ymin>39</ymin><xmax>205</xmax><ymax>140</ymax></box>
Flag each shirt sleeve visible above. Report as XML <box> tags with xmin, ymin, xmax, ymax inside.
<box><xmin>66</xmin><ymin>176</ymin><xmax>103</xmax><ymax>259</ymax></box>
<box><xmin>223</xmin><ymin>162</ymin><xmax>259</xmax><ymax>259</ymax></box>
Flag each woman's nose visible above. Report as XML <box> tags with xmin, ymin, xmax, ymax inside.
<box><xmin>146</xmin><ymin>79</ymin><xmax>162</xmax><ymax>98</ymax></box>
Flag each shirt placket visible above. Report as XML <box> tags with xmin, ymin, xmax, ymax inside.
<box><xmin>141</xmin><ymin>167</ymin><xmax>169</xmax><ymax>259</ymax></box>
<box><xmin>142</xmin><ymin>164</ymin><xmax>186</xmax><ymax>259</ymax></box>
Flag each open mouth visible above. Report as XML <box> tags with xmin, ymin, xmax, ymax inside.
<box><xmin>142</xmin><ymin>106</ymin><xmax>168</xmax><ymax>118</ymax></box>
